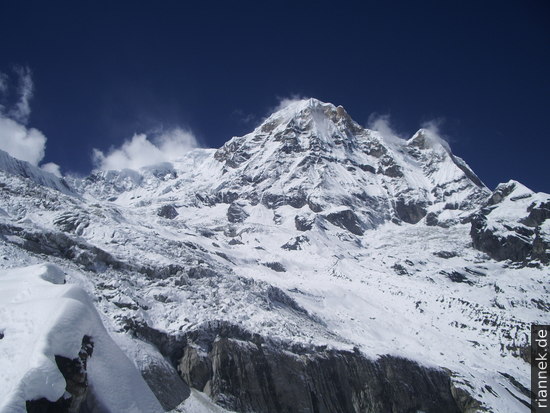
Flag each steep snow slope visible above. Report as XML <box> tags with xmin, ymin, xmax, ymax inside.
<box><xmin>0</xmin><ymin>99</ymin><xmax>547</xmax><ymax>412</ymax></box>
<box><xmin>0</xmin><ymin>149</ymin><xmax>75</xmax><ymax>196</ymax></box>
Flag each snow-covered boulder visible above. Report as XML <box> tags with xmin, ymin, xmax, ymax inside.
<box><xmin>0</xmin><ymin>264</ymin><xmax>163</xmax><ymax>412</ymax></box>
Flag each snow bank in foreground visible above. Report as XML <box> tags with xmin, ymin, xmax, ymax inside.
<box><xmin>0</xmin><ymin>263</ymin><xmax>162</xmax><ymax>413</ymax></box>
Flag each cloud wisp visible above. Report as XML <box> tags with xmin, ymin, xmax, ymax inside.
<box><xmin>0</xmin><ymin>67</ymin><xmax>60</xmax><ymax>175</ymax></box>
<box><xmin>272</xmin><ymin>94</ymin><xmax>309</xmax><ymax>112</ymax></box>
<box><xmin>0</xmin><ymin>72</ymin><xmax>7</xmax><ymax>94</ymax></box>
<box><xmin>92</xmin><ymin>128</ymin><xmax>200</xmax><ymax>171</ymax></box>
<box><xmin>418</xmin><ymin>118</ymin><xmax>452</xmax><ymax>151</ymax></box>
<box><xmin>420</xmin><ymin>118</ymin><xmax>446</xmax><ymax>139</ymax></box>
<box><xmin>367</xmin><ymin>113</ymin><xmax>405</xmax><ymax>145</ymax></box>
<box><xmin>9</xmin><ymin>66</ymin><xmax>33</xmax><ymax>124</ymax></box>
<box><xmin>367</xmin><ymin>112</ymin><xmax>452</xmax><ymax>150</ymax></box>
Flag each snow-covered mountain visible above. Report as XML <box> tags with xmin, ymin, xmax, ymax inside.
<box><xmin>0</xmin><ymin>99</ymin><xmax>548</xmax><ymax>413</ymax></box>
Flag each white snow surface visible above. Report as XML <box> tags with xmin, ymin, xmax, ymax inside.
<box><xmin>174</xmin><ymin>390</ymin><xmax>235</xmax><ymax>413</ymax></box>
<box><xmin>0</xmin><ymin>263</ymin><xmax>163</xmax><ymax>413</ymax></box>
<box><xmin>0</xmin><ymin>98</ymin><xmax>547</xmax><ymax>412</ymax></box>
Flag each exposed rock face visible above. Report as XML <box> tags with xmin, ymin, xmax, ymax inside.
<box><xmin>26</xmin><ymin>335</ymin><xmax>94</xmax><ymax>413</ymax></box>
<box><xmin>322</xmin><ymin>209</ymin><xmax>363</xmax><ymax>235</ymax></box>
<box><xmin>227</xmin><ymin>201</ymin><xmax>249</xmax><ymax>223</ymax></box>
<box><xmin>470</xmin><ymin>181</ymin><xmax>550</xmax><ymax>264</ymax></box>
<box><xmin>176</xmin><ymin>324</ymin><xmax>462</xmax><ymax>413</ymax></box>
<box><xmin>157</xmin><ymin>204</ymin><xmax>178</xmax><ymax>219</ymax></box>
<box><xmin>281</xmin><ymin>235</ymin><xmax>309</xmax><ymax>250</ymax></box>
<box><xmin>0</xmin><ymin>223</ymin><xmax>125</xmax><ymax>273</ymax></box>
<box><xmin>433</xmin><ymin>250</ymin><xmax>459</xmax><ymax>259</ymax></box>
<box><xmin>295</xmin><ymin>214</ymin><xmax>315</xmax><ymax>231</ymax></box>
<box><xmin>425</xmin><ymin>212</ymin><xmax>439</xmax><ymax>226</ymax></box>
<box><xmin>394</xmin><ymin>199</ymin><xmax>427</xmax><ymax>224</ymax></box>
<box><xmin>262</xmin><ymin>261</ymin><xmax>286</xmax><ymax>272</ymax></box>
<box><xmin>470</xmin><ymin>215</ymin><xmax>534</xmax><ymax>262</ymax></box>
<box><xmin>178</xmin><ymin>345</ymin><xmax>212</xmax><ymax>391</ymax></box>
<box><xmin>450</xmin><ymin>381</ymin><xmax>487</xmax><ymax>413</ymax></box>
<box><xmin>137</xmin><ymin>351</ymin><xmax>190</xmax><ymax>410</ymax></box>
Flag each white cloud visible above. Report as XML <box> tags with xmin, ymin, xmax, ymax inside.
<box><xmin>367</xmin><ymin>113</ymin><xmax>404</xmax><ymax>145</ymax></box>
<box><xmin>41</xmin><ymin>162</ymin><xmax>62</xmax><ymax>177</ymax></box>
<box><xmin>0</xmin><ymin>116</ymin><xmax>46</xmax><ymax>165</ymax></box>
<box><xmin>0</xmin><ymin>67</ymin><xmax>55</xmax><ymax>171</ymax></box>
<box><xmin>155</xmin><ymin>128</ymin><xmax>199</xmax><ymax>155</ymax></box>
<box><xmin>92</xmin><ymin>128</ymin><xmax>199</xmax><ymax>171</ymax></box>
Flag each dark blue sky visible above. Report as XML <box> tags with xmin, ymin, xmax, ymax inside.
<box><xmin>0</xmin><ymin>1</ymin><xmax>548</xmax><ymax>191</ymax></box>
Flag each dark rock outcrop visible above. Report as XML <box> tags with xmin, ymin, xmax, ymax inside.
<box><xmin>522</xmin><ymin>200</ymin><xmax>550</xmax><ymax>227</ymax></box>
<box><xmin>450</xmin><ymin>381</ymin><xmax>487</xmax><ymax>413</ymax></box>
<box><xmin>157</xmin><ymin>204</ymin><xmax>179</xmax><ymax>219</ymax></box>
<box><xmin>138</xmin><ymin>352</ymin><xmax>190</xmax><ymax>410</ymax></box>
<box><xmin>0</xmin><ymin>223</ymin><xmax>127</xmax><ymax>273</ymax></box>
<box><xmin>175</xmin><ymin>324</ymin><xmax>463</xmax><ymax>413</ymax></box>
<box><xmin>392</xmin><ymin>263</ymin><xmax>409</xmax><ymax>276</ymax></box>
<box><xmin>322</xmin><ymin>209</ymin><xmax>364</xmax><ymax>235</ymax></box>
<box><xmin>227</xmin><ymin>202</ymin><xmax>249</xmax><ymax>223</ymax></box>
<box><xmin>425</xmin><ymin>212</ymin><xmax>439</xmax><ymax>226</ymax></box>
<box><xmin>261</xmin><ymin>192</ymin><xmax>308</xmax><ymax>209</ymax></box>
<box><xmin>262</xmin><ymin>262</ymin><xmax>286</xmax><ymax>272</ymax></box>
<box><xmin>470</xmin><ymin>214</ymin><xmax>534</xmax><ymax>262</ymax></box>
<box><xmin>486</xmin><ymin>182</ymin><xmax>517</xmax><ymax>206</ymax></box>
<box><xmin>434</xmin><ymin>250</ymin><xmax>458</xmax><ymax>259</ymax></box>
<box><xmin>295</xmin><ymin>214</ymin><xmax>315</xmax><ymax>231</ymax></box>
<box><xmin>441</xmin><ymin>270</ymin><xmax>473</xmax><ymax>285</ymax></box>
<box><xmin>179</xmin><ymin>345</ymin><xmax>212</xmax><ymax>391</ymax></box>
<box><xmin>377</xmin><ymin>155</ymin><xmax>403</xmax><ymax>178</ymax></box>
<box><xmin>394</xmin><ymin>199</ymin><xmax>427</xmax><ymax>224</ymax></box>
<box><xmin>214</xmin><ymin>136</ymin><xmax>252</xmax><ymax>168</ymax></box>
<box><xmin>281</xmin><ymin>235</ymin><xmax>309</xmax><ymax>250</ymax></box>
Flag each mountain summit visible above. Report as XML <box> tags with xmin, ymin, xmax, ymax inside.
<box><xmin>0</xmin><ymin>99</ymin><xmax>547</xmax><ymax>412</ymax></box>
<box><xmin>205</xmin><ymin>98</ymin><xmax>488</xmax><ymax>228</ymax></box>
